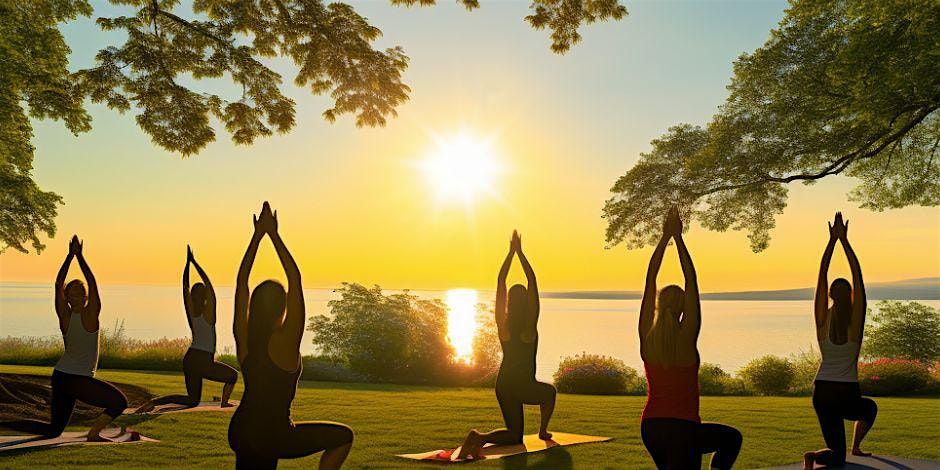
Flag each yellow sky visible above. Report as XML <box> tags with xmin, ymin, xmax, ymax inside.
<box><xmin>1</xmin><ymin>1</ymin><xmax>938</xmax><ymax>292</ymax></box>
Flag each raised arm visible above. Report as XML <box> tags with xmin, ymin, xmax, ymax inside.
<box><xmin>54</xmin><ymin>240</ymin><xmax>75</xmax><ymax>328</ymax></box>
<box><xmin>269</xmin><ymin>229</ymin><xmax>304</xmax><ymax>352</ymax></box>
<box><xmin>840</xmin><ymin>223</ymin><xmax>867</xmax><ymax>342</ymax></box>
<box><xmin>640</xmin><ymin>208</ymin><xmax>679</xmax><ymax>346</ymax></box>
<box><xmin>815</xmin><ymin>235</ymin><xmax>837</xmax><ymax>336</ymax></box>
<box><xmin>183</xmin><ymin>247</ymin><xmax>194</xmax><ymax>326</ymax></box>
<box><xmin>515</xmin><ymin>234</ymin><xmax>540</xmax><ymax>343</ymax></box>
<box><xmin>495</xmin><ymin>239</ymin><xmax>514</xmax><ymax>342</ymax></box>
<box><xmin>234</xmin><ymin>220</ymin><xmax>264</xmax><ymax>365</ymax></box>
<box><xmin>674</xmin><ymin>233</ymin><xmax>700</xmax><ymax>343</ymax></box>
<box><xmin>190</xmin><ymin>249</ymin><xmax>217</xmax><ymax>325</ymax></box>
<box><xmin>73</xmin><ymin>243</ymin><xmax>100</xmax><ymax>316</ymax></box>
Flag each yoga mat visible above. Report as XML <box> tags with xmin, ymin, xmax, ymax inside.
<box><xmin>0</xmin><ymin>428</ymin><xmax>157</xmax><ymax>452</ymax></box>
<box><xmin>128</xmin><ymin>400</ymin><xmax>239</xmax><ymax>415</ymax></box>
<box><xmin>763</xmin><ymin>454</ymin><xmax>940</xmax><ymax>469</ymax></box>
<box><xmin>398</xmin><ymin>432</ymin><xmax>612</xmax><ymax>462</ymax></box>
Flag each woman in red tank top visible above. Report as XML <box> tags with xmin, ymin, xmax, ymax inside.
<box><xmin>637</xmin><ymin>207</ymin><xmax>742</xmax><ymax>470</ymax></box>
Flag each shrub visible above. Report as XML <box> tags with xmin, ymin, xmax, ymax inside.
<box><xmin>859</xmin><ymin>359</ymin><xmax>930</xmax><ymax>396</ymax></box>
<box><xmin>863</xmin><ymin>301</ymin><xmax>940</xmax><ymax>363</ymax></box>
<box><xmin>307</xmin><ymin>283</ymin><xmax>498</xmax><ymax>385</ymax></box>
<box><xmin>698</xmin><ymin>362</ymin><xmax>748</xmax><ymax>395</ymax></box>
<box><xmin>739</xmin><ymin>355</ymin><xmax>794</xmax><ymax>395</ymax></box>
<box><xmin>789</xmin><ymin>348</ymin><xmax>822</xmax><ymax>396</ymax></box>
<box><xmin>554</xmin><ymin>353</ymin><xmax>642</xmax><ymax>395</ymax></box>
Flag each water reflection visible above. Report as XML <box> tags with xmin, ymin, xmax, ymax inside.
<box><xmin>445</xmin><ymin>289</ymin><xmax>479</xmax><ymax>363</ymax></box>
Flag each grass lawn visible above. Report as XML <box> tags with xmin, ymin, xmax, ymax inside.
<box><xmin>1</xmin><ymin>365</ymin><xmax>938</xmax><ymax>469</ymax></box>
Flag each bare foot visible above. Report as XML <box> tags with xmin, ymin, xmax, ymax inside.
<box><xmin>539</xmin><ymin>430</ymin><xmax>553</xmax><ymax>440</ymax></box>
<box><xmin>852</xmin><ymin>448</ymin><xmax>872</xmax><ymax>457</ymax></box>
<box><xmin>86</xmin><ymin>433</ymin><xmax>115</xmax><ymax>442</ymax></box>
<box><xmin>802</xmin><ymin>452</ymin><xmax>815</xmax><ymax>470</ymax></box>
<box><xmin>221</xmin><ymin>402</ymin><xmax>235</xmax><ymax>408</ymax></box>
<box><xmin>456</xmin><ymin>430</ymin><xmax>482</xmax><ymax>460</ymax></box>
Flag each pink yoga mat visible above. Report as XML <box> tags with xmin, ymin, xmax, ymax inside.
<box><xmin>398</xmin><ymin>432</ymin><xmax>612</xmax><ymax>462</ymax></box>
<box><xmin>0</xmin><ymin>428</ymin><xmax>157</xmax><ymax>452</ymax></box>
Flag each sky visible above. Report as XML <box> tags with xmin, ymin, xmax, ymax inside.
<box><xmin>1</xmin><ymin>0</ymin><xmax>938</xmax><ymax>292</ymax></box>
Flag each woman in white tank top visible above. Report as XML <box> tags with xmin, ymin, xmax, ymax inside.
<box><xmin>135</xmin><ymin>246</ymin><xmax>238</xmax><ymax>413</ymax></box>
<box><xmin>803</xmin><ymin>213</ymin><xmax>877</xmax><ymax>469</ymax></box>
<box><xmin>0</xmin><ymin>236</ymin><xmax>129</xmax><ymax>441</ymax></box>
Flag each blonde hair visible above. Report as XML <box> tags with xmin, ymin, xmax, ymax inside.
<box><xmin>644</xmin><ymin>285</ymin><xmax>685</xmax><ymax>367</ymax></box>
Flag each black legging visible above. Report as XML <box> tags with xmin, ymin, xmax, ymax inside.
<box><xmin>812</xmin><ymin>380</ymin><xmax>877</xmax><ymax>466</ymax></box>
<box><xmin>641</xmin><ymin>418</ymin><xmax>742</xmax><ymax>470</ymax></box>
<box><xmin>485</xmin><ymin>380</ymin><xmax>556</xmax><ymax>445</ymax></box>
<box><xmin>229</xmin><ymin>420</ymin><xmax>353</xmax><ymax>470</ymax></box>
<box><xmin>0</xmin><ymin>370</ymin><xmax>127</xmax><ymax>438</ymax></box>
<box><xmin>149</xmin><ymin>348</ymin><xmax>238</xmax><ymax>407</ymax></box>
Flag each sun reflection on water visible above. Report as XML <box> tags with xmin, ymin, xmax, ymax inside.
<box><xmin>445</xmin><ymin>289</ymin><xmax>478</xmax><ymax>364</ymax></box>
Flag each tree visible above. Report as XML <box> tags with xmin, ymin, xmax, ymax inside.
<box><xmin>2</xmin><ymin>0</ymin><xmax>627</xmax><ymax>253</ymax></box>
<box><xmin>604</xmin><ymin>0</ymin><xmax>939</xmax><ymax>251</ymax></box>
<box><xmin>863</xmin><ymin>301</ymin><xmax>940</xmax><ymax>363</ymax></box>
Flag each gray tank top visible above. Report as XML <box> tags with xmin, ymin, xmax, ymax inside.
<box><xmin>815</xmin><ymin>338</ymin><xmax>860</xmax><ymax>382</ymax></box>
<box><xmin>54</xmin><ymin>313</ymin><xmax>99</xmax><ymax>377</ymax></box>
<box><xmin>190</xmin><ymin>315</ymin><xmax>216</xmax><ymax>353</ymax></box>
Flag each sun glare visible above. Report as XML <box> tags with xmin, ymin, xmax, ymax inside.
<box><xmin>445</xmin><ymin>289</ymin><xmax>479</xmax><ymax>364</ymax></box>
<box><xmin>420</xmin><ymin>133</ymin><xmax>501</xmax><ymax>205</ymax></box>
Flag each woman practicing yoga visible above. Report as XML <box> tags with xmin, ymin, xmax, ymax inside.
<box><xmin>0</xmin><ymin>236</ymin><xmax>128</xmax><ymax>441</ymax></box>
<box><xmin>639</xmin><ymin>208</ymin><xmax>742</xmax><ymax>470</ymax></box>
<box><xmin>135</xmin><ymin>246</ymin><xmax>237</xmax><ymax>413</ymax></box>
<box><xmin>228</xmin><ymin>202</ymin><xmax>353</xmax><ymax>469</ymax></box>
<box><xmin>457</xmin><ymin>230</ymin><xmax>556</xmax><ymax>460</ymax></box>
<box><xmin>803</xmin><ymin>212</ymin><xmax>876</xmax><ymax>469</ymax></box>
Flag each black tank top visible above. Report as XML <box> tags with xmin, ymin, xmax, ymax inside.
<box><xmin>498</xmin><ymin>332</ymin><xmax>538</xmax><ymax>384</ymax></box>
<box><xmin>235</xmin><ymin>351</ymin><xmax>302</xmax><ymax>424</ymax></box>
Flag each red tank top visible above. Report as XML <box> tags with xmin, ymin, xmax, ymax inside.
<box><xmin>641</xmin><ymin>361</ymin><xmax>700</xmax><ymax>423</ymax></box>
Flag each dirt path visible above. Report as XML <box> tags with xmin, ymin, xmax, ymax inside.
<box><xmin>0</xmin><ymin>373</ymin><xmax>152</xmax><ymax>426</ymax></box>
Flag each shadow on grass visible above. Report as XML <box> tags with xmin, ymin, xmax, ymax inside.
<box><xmin>501</xmin><ymin>447</ymin><xmax>573</xmax><ymax>470</ymax></box>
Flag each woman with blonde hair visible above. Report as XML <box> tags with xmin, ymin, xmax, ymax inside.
<box><xmin>638</xmin><ymin>207</ymin><xmax>741</xmax><ymax>469</ymax></box>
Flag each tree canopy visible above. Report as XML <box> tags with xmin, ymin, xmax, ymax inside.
<box><xmin>603</xmin><ymin>0</ymin><xmax>939</xmax><ymax>251</ymax></box>
<box><xmin>2</xmin><ymin>0</ymin><xmax>627</xmax><ymax>253</ymax></box>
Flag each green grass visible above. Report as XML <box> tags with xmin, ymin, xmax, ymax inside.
<box><xmin>2</xmin><ymin>365</ymin><xmax>938</xmax><ymax>469</ymax></box>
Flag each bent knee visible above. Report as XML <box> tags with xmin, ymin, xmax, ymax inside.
<box><xmin>332</xmin><ymin>423</ymin><xmax>354</xmax><ymax>446</ymax></box>
<box><xmin>863</xmin><ymin>399</ymin><xmax>878</xmax><ymax>423</ymax></box>
<box><xmin>107</xmin><ymin>396</ymin><xmax>129</xmax><ymax>418</ymax></box>
<box><xmin>728</xmin><ymin>427</ymin><xmax>743</xmax><ymax>448</ymax></box>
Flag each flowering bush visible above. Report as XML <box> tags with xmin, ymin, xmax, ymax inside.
<box><xmin>859</xmin><ymin>359</ymin><xmax>930</xmax><ymax>396</ymax></box>
<box><xmin>553</xmin><ymin>353</ymin><xmax>642</xmax><ymax>395</ymax></box>
<box><xmin>739</xmin><ymin>355</ymin><xmax>794</xmax><ymax>395</ymax></box>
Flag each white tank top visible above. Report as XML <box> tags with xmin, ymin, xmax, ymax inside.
<box><xmin>190</xmin><ymin>315</ymin><xmax>216</xmax><ymax>353</ymax></box>
<box><xmin>54</xmin><ymin>313</ymin><xmax>99</xmax><ymax>377</ymax></box>
<box><xmin>815</xmin><ymin>338</ymin><xmax>860</xmax><ymax>382</ymax></box>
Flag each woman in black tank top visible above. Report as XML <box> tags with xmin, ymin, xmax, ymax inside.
<box><xmin>228</xmin><ymin>203</ymin><xmax>353</xmax><ymax>470</ymax></box>
<box><xmin>457</xmin><ymin>231</ymin><xmax>556</xmax><ymax>460</ymax></box>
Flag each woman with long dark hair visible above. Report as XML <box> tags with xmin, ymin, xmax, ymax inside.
<box><xmin>457</xmin><ymin>230</ymin><xmax>556</xmax><ymax>460</ymax></box>
<box><xmin>227</xmin><ymin>202</ymin><xmax>353</xmax><ymax>469</ymax></box>
<box><xmin>639</xmin><ymin>207</ymin><xmax>741</xmax><ymax>469</ymax></box>
<box><xmin>803</xmin><ymin>212</ymin><xmax>876</xmax><ymax>469</ymax></box>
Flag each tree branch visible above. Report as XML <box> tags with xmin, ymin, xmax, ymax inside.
<box><xmin>692</xmin><ymin>106</ymin><xmax>937</xmax><ymax>197</ymax></box>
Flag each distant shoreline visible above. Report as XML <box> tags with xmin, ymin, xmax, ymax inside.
<box><xmin>543</xmin><ymin>277</ymin><xmax>940</xmax><ymax>301</ymax></box>
<box><xmin>1</xmin><ymin>277</ymin><xmax>937</xmax><ymax>301</ymax></box>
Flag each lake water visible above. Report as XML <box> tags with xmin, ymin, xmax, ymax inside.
<box><xmin>2</xmin><ymin>283</ymin><xmax>937</xmax><ymax>382</ymax></box>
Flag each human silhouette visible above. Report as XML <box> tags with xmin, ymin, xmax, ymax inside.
<box><xmin>638</xmin><ymin>207</ymin><xmax>742</xmax><ymax>469</ymax></box>
<box><xmin>803</xmin><ymin>212</ymin><xmax>876</xmax><ymax>469</ymax></box>
<box><xmin>135</xmin><ymin>246</ymin><xmax>237</xmax><ymax>413</ymax></box>
<box><xmin>0</xmin><ymin>236</ymin><xmax>128</xmax><ymax>441</ymax></box>
<box><xmin>457</xmin><ymin>230</ymin><xmax>556</xmax><ymax>460</ymax></box>
<box><xmin>227</xmin><ymin>202</ymin><xmax>353</xmax><ymax>470</ymax></box>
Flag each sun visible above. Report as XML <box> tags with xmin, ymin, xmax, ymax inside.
<box><xmin>420</xmin><ymin>133</ymin><xmax>501</xmax><ymax>205</ymax></box>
